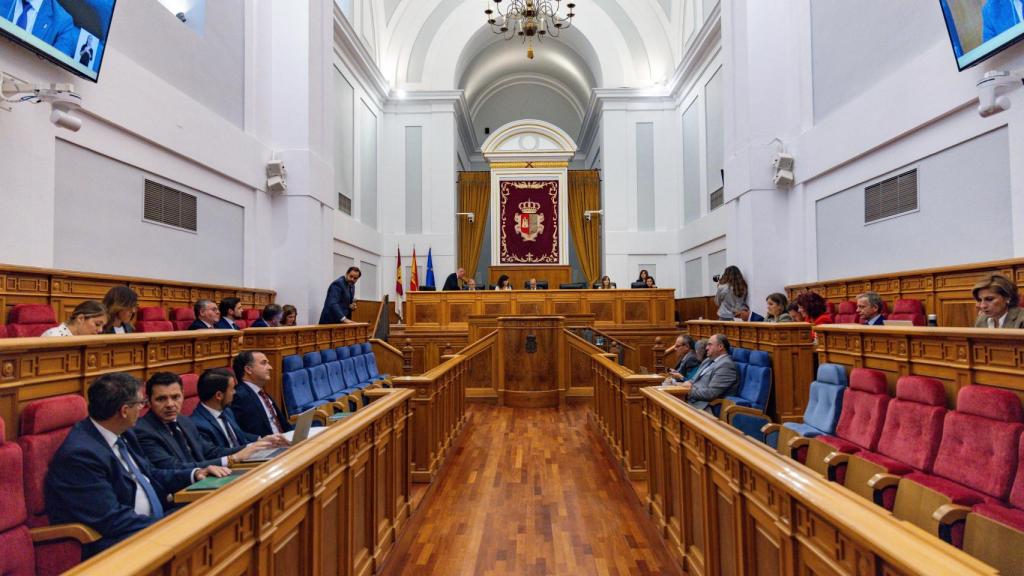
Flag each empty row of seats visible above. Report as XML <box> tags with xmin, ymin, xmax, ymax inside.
<box><xmin>0</xmin><ymin>304</ymin><xmax>267</xmax><ymax>337</ymax></box>
<box><xmin>726</xmin><ymin>362</ymin><xmax>1024</xmax><ymax>573</ymax></box>
<box><xmin>282</xmin><ymin>343</ymin><xmax>390</xmax><ymax>420</ymax></box>
<box><xmin>830</xmin><ymin>298</ymin><xmax>926</xmax><ymax>325</ymax></box>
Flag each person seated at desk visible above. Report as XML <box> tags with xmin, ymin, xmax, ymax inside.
<box><xmin>527</xmin><ymin>278</ymin><xmax>539</xmax><ymax>290</ymax></box>
<box><xmin>973</xmin><ymin>274</ymin><xmax>1024</xmax><ymax>328</ymax></box>
<box><xmin>463</xmin><ymin>278</ymin><xmax>477</xmax><ymax>291</ymax></box>
<box><xmin>675</xmin><ymin>334</ymin><xmax>739</xmax><ymax>411</ymax></box>
<box><xmin>41</xmin><ymin>300</ymin><xmax>108</xmax><ymax>337</ymax></box>
<box><xmin>598</xmin><ymin>275</ymin><xmax>615</xmax><ymax>289</ymax></box>
<box><xmin>443</xmin><ymin>267</ymin><xmax>465</xmax><ymax>291</ymax></box>
<box><xmin>495</xmin><ymin>275</ymin><xmax>512</xmax><ymax>290</ymax></box>
<box><xmin>135</xmin><ymin>372</ymin><xmax>270</xmax><ymax>470</ymax></box>
<box><xmin>188</xmin><ymin>299</ymin><xmax>220</xmax><ymax>330</ymax></box>
<box><xmin>665</xmin><ymin>335</ymin><xmax>701</xmax><ymax>381</ymax></box>
<box><xmin>191</xmin><ymin>368</ymin><xmax>289</xmax><ymax>450</ymax></box>
<box><xmin>250</xmin><ymin>303</ymin><xmax>283</xmax><ymax>328</ymax></box>
<box><xmin>102</xmin><ymin>286</ymin><xmax>138</xmax><ymax>334</ymax></box>
<box><xmin>45</xmin><ymin>373</ymin><xmax>227</xmax><ymax>558</ymax></box>
<box><xmin>733</xmin><ymin>303</ymin><xmax>764</xmax><ymax>322</ymax></box>
<box><xmin>856</xmin><ymin>291</ymin><xmax>885</xmax><ymax>325</ymax></box>
<box><xmin>644</xmin><ymin>276</ymin><xmax>657</xmax><ymax>288</ymax></box>
<box><xmin>215</xmin><ymin>297</ymin><xmax>243</xmax><ymax>330</ymax></box>
<box><xmin>636</xmin><ymin>269</ymin><xmax>650</xmax><ymax>285</ymax></box>
<box><xmin>231</xmin><ymin>351</ymin><xmax>292</xmax><ymax>436</ymax></box>
<box><xmin>281</xmin><ymin>304</ymin><xmax>298</xmax><ymax>326</ymax></box>
<box><xmin>786</xmin><ymin>302</ymin><xmax>805</xmax><ymax>322</ymax></box>
<box><xmin>763</xmin><ymin>293</ymin><xmax>791</xmax><ymax>322</ymax></box>
<box><xmin>796</xmin><ymin>292</ymin><xmax>832</xmax><ymax>326</ymax></box>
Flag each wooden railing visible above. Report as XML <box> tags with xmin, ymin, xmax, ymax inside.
<box><xmin>66</xmin><ymin>387</ymin><xmax>414</xmax><ymax>576</ymax></box>
<box><xmin>675</xmin><ymin>295</ymin><xmax>718</xmax><ymax>324</ymax></box>
<box><xmin>686</xmin><ymin>320</ymin><xmax>817</xmax><ymax>422</ymax></box>
<box><xmin>816</xmin><ymin>324</ymin><xmax>1024</xmax><ymax>406</ymax></box>
<box><xmin>0</xmin><ymin>263</ymin><xmax>275</xmax><ymax>323</ymax></box>
<box><xmin>369</xmin><ymin>338</ymin><xmax>404</xmax><ymax>379</ymax></box>
<box><xmin>641</xmin><ymin>387</ymin><xmax>997</xmax><ymax>575</ymax></box>
<box><xmin>390</xmin><ymin>342</ymin><xmax>478</xmax><ymax>482</ymax></box>
<box><xmin>462</xmin><ymin>331</ymin><xmax>498</xmax><ymax>401</ymax></box>
<box><xmin>589</xmin><ymin>352</ymin><xmax>663</xmax><ymax>480</ymax></box>
<box><xmin>0</xmin><ymin>330</ymin><xmax>240</xmax><ymax>440</ymax></box>
<box><xmin>786</xmin><ymin>257</ymin><xmax>1024</xmax><ymax>327</ymax></box>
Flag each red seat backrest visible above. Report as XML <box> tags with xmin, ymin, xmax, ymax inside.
<box><xmin>180</xmin><ymin>373</ymin><xmax>200</xmax><ymax>416</ymax></box>
<box><xmin>6</xmin><ymin>304</ymin><xmax>58</xmax><ymax>337</ymax></box>
<box><xmin>875</xmin><ymin>376</ymin><xmax>946</xmax><ymax>472</ymax></box>
<box><xmin>833</xmin><ymin>368</ymin><xmax>889</xmax><ymax>450</ymax></box>
<box><xmin>833</xmin><ymin>301</ymin><xmax>861</xmax><ymax>324</ymax></box>
<box><xmin>824</xmin><ymin>301</ymin><xmax>837</xmax><ymax>317</ymax></box>
<box><xmin>888</xmin><ymin>299</ymin><xmax>926</xmax><ymax>325</ymax></box>
<box><xmin>170</xmin><ymin>307</ymin><xmax>195</xmax><ymax>331</ymax></box>
<box><xmin>0</xmin><ymin>324</ymin><xmax>7</xmax><ymax>338</ymax></box>
<box><xmin>0</xmin><ymin>416</ymin><xmax>35</xmax><ymax>575</ymax></box>
<box><xmin>135</xmin><ymin>307</ymin><xmax>174</xmax><ymax>333</ymax></box>
<box><xmin>1009</xmin><ymin>437</ymin><xmax>1024</xmax><ymax>510</ymax></box>
<box><xmin>932</xmin><ymin>386</ymin><xmax>1024</xmax><ymax>500</ymax></box>
<box><xmin>17</xmin><ymin>395</ymin><xmax>88</xmax><ymax>528</ymax></box>
<box><xmin>242</xmin><ymin>308</ymin><xmax>261</xmax><ymax>322</ymax></box>
<box><xmin>234</xmin><ymin>320</ymin><xmax>248</xmax><ymax>329</ymax></box>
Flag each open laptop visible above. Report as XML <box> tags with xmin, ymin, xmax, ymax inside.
<box><xmin>241</xmin><ymin>408</ymin><xmax>324</xmax><ymax>462</ymax></box>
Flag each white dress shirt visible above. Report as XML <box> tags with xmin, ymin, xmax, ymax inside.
<box><xmin>12</xmin><ymin>0</ymin><xmax>43</xmax><ymax>33</ymax></box>
<box><xmin>987</xmin><ymin>312</ymin><xmax>1009</xmax><ymax>329</ymax></box>
<box><xmin>90</xmin><ymin>419</ymin><xmax>152</xmax><ymax>517</ymax></box>
<box><xmin>202</xmin><ymin>403</ymin><xmax>241</xmax><ymax>453</ymax></box>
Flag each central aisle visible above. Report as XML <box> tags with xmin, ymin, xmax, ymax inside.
<box><xmin>381</xmin><ymin>404</ymin><xmax>683</xmax><ymax>576</ymax></box>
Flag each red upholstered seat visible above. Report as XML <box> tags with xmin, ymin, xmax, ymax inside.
<box><xmin>813</xmin><ymin>369</ymin><xmax>889</xmax><ymax>483</ymax></box>
<box><xmin>135</xmin><ymin>307</ymin><xmax>173</xmax><ymax>333</ymax></box>
<box><xmin>833</xmin><ymin>301</ymin><xmax>860</xmax><ymax>324</ymax></box>
<box><xmin>972</xmin><ymin>436</ymin><xmax>1024</xmax><ymax>532</ymax></box>
<box><xmin>6</xmin><ymin>304</ymin><xmax>58</xmax><ymax>337</ymax></box>
<box><xmin>242</xmin><ymin>308</ymin><xmax>261</xmax><ymax>322</ymax></box>
<box><xmin>170</xmin><ymin>307</ymin><xmax>195</xmax><ymax>331</ymax></box>
<box><xmin>180</xmin><ymin>373</ymin><xmax>200</xmax><ymax>416</ymax></box>
<box><xmin>0</xmin><ymin>324</ymin><xmax>7</xmax><ymax>338</ymax></box>
<box><xmin>888</xmin><ymin>299</ymin><xmax>926</xmax><ymax>325</ymax></box>
<box><xmin>824</xmin><ymin>301</ymin><xmax>837</xmax><ymax>317</ymax></box>
<box><xmin>0</xmin><ymin>417</ymin><xmax>35</xmax><ymax>576</ymax></box>
<box><xmin>235</xmin><ymin>319</ymin><xmax>248</xmax><ymax>329</ymax></box>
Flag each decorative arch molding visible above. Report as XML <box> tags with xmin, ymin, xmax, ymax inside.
<box><xmin>469</xmin><ymin>74</ymin><xmax>587</xmax><ymax>123</ymax></box>
<box><xmin>481</xmin><ymin>119</ymin><xmax>578</xmax><ymax>163</ymax></box>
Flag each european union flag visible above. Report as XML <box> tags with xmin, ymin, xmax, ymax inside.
<box><xmin>425</xmin><ymin>248</ymin><xmax>435</xmax><ymax>288</ymax></box>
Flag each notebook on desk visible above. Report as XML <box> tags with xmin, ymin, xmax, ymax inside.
<box><xmin>241</xmin><ymin>408</ymin><xmax>325</xmax><ymax>462</ymax></box>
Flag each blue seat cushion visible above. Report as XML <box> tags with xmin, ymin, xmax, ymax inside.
<box><xmin>303</xmin><ymin>351</ymin><xmax>323</xmax><ymax>368</ymax></box>
<box><xmin>782</xmin><ymin>421</ymin><xmax>827</xmax><ymax>438</ymax></box>
<box><xmin>282</xmin><ymin>354</ymin><xmax>304</xmax><ymax>373</ymax></box>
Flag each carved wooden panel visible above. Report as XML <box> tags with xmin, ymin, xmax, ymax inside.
<box><xmin>623</xmin><ymin>300</ymin><xmax>652</xmax><ymax>323</ymax></box>
<box><xmin>448</xmin><ymin>302</ymin><xmax>474</xmax><ymax>325</ymax></box>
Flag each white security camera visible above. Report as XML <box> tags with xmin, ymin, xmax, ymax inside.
<box><xmin>1</xmin><ymin>74</ymin><xmax>83</xmax><ymax>132</ymax></box>
<box><xmin>977</xmin><ymin>70</ymin><xmax>1020</xmax><ymax>118</ymax></box>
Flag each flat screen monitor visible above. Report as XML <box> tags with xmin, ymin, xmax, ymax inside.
<box><xmin>0</xmin><ymin>0</ymin><xmax>117</xmax><ymax>82</ymax></box>
<box><xmin>941</xmin><ymin>0</ymin><xmax>1024</xmax><ymax>70</ymax></box>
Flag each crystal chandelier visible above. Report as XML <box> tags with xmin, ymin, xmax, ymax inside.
<box><xmin>485</xmin><ymin>0</ymin><xmax>577</xmax><ymax>60</ymax></box>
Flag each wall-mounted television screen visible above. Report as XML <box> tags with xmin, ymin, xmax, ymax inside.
<box><xmin>941</xmin><ymin>0</ymin><xmax>1024</xmax><ymax>70</ymax></box>
<box><xmin>0</xmin><ymin>0</ymin><xmax>117</xmax><ymax>82</ymax></box>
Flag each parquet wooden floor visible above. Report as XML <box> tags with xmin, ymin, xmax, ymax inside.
<box><xmin>380</xmin><ymin>403</ymin><xmax>684</xmax><ymax>576</ymax></box>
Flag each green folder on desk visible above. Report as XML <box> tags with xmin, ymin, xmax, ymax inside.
<box><xmin>329</xmin><ymin>412</ymin><xmax>354</xmax><ymax>422</ymax></box>
<box><xmin>186</xmin><ymin>470</ymin><xmax>248</xmax><ymax>491</ymax></box>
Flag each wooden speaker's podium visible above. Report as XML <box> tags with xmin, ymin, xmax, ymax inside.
<box><xmin>489</xmin><ymin>265</ymin><xmax>572</xmax><ymax>289</ymax></box>
<box><xmin>496</xmin><ymin>316</ymin><xmax>568</xmax><ymax>408</ymax></box>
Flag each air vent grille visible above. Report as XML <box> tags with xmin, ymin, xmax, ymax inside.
<box><xmin>710</xmin><ymin>187</ymin><xmax>724</xmax><ymax>211</ymax></box>
<box><xmin>339</xmin><ymin>193</ymin><xmax>352</xmax><ymax>215</ymax></box>
<box><xmin>144</xmin><ymin>180</ymin><xmax>197</xmax><ymax>232</ymax></box>
<box><xmin>865</xmin><ymin>170</ymin><xmax>917</xmax><ymax>223</ymax></box>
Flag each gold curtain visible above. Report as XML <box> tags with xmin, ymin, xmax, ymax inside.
<box><xmin>568</xmin><ymin>170</ymin><xmax>602</xmax><ymax>285</ymax></box>
<box><xmin>457</xmin><ymin>172</ymin><xmax>491</xmax><ymax>280</ymax></box>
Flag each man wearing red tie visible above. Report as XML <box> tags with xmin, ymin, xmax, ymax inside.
<box><xmin>230</xmin><ymin>351</ymin><xmax>293</xmax><ymax>437</ymax></box>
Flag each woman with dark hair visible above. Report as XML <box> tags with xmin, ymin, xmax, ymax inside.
<box><xmin>796</xmin><ymin>292</ymin><xmax>832</xmax><ymax>326</ymax></box>
<box><xmin>102</xmin><ymin>286</ymin><xmax>138</xmax><ymax>334</ymax></box>
<box><xmin>598</xmin><ymin>275</ymin><xmax>615</xmax><ymax>289</ymax></box>
<box><xmin>495</xmin><ymin>275</ymin><xmax>512</xmax><ymax>290</ymax></box>
<box><xmin>644</xmin><ymin>276</ymin><xmax>657</xmax><ymax>288</ymax></box>
<box><xmin>787</xmin><ymin>302</ymin><xmax>805</xmax><ymax>322</ymax></box>
<box><xmin>42</xmin><ymin>300</ymin><xmax>107</xmax><ymax>337</ymax></box>
<box><xmin>765</xmin><ymin>293</ymin><xmax>792</xmax><ymax>322</ymax></box>
<box><xmin>281</xmin><ymin>305</ymin><xmax>298</xmax><ymax>326</ymax></box>
<box><xmin>972</xmin><ymin>274</ymin><xmax>1024</xmax><ymax>328</ymax></box>
<box><xmin>715</xmin><ymin>265</ymin><xmax>748</xmax><ymax>321</ymax></box>
<box><xmin>636</xmin><ymin>270</ymin><xmax>650</xmax><ymax>283</ymax></box>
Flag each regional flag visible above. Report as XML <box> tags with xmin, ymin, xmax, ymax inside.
<box><xmin>395</xmin><ymin>247</ymin><xmax>404</xmax><ymax>296</ymax></box>
<box><xmin>410</xmin><ymin>248</ymin><xmax>419</xmax><ymax>292</ymax></box>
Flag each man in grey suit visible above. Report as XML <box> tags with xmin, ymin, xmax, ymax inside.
<box><xmin>679</xmin><ymin>333</ymin><xmax>739</xmax><ymax>411</ymax></box>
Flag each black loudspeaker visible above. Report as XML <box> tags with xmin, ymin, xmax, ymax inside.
<box><xmin>418</xmin><ymin>285</ymin><xmax>436</xmax><ymax>291</ymax></box>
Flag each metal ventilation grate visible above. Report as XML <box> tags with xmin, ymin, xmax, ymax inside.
<box><xmin>709</xmin><ymin>187</ymin><xmax>724</xmax><ymax>211</ymax></box>
<box><xmin>338</xmin><ymin>193</ymin><xmax>352</xmax><ymax>215</ymax></box>
<box><xmin>144</xmin><ymin>180</ymin><xmax>197</xmax><ymax>232</ymax></box>
<box><xmin>865</xmin><ymin>170</ymin><xmax>918</xmax><ymax>223</ymax></box>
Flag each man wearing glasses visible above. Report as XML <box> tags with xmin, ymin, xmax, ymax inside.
<box><xmin>45</xmin><ymin>373</ymin><xmax>230</xmax><ymax>558</ymax></box>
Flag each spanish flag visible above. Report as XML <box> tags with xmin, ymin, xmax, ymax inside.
<box><xmin>410</xmin><ymin>248</ymin><xmax>419</xmax><ymax>291</ymax></box>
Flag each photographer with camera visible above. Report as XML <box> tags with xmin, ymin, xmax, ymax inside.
<box><xmin>714</xmin><ymin>266</ymin><xmax>748</xmax><ymax>321</ymax></box>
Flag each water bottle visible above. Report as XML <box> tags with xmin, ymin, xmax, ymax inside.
<box><xmin>927</xmin><ymin>314</ymin><xmax>937</xmax><ymax>327</ymax></box>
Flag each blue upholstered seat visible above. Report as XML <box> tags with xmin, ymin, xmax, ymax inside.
<box><xmin>726</xmin><ymin>350</ymin><xmax>772</xmax><ymax>410</ymax></box>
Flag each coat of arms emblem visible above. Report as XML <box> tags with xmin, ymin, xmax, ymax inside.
<box><xmin>515</xmin><ymin>199</ymin><xmax>544</xmax><ymax>242</ymax></box>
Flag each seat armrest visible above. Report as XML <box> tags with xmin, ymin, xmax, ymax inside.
<box><xmin>724</xmin><ymin>404</ymin><xmax>766</xmax><ymax>423</ymax></box>
<box><xmin>329</xmin><ymin>400</ymin><xmax>350</xmax><ymax>414</ymax></box>
<box><xmin>933</xmin><ymin>503</ymin><xmax>971</xmax><ymax>526</ymax></box>
<box><xmin>867</xmin><ymin>473</ymin><xmax>901</xmax><ymax>491</ymax></box>
<box><xmin>363</xmin><ymin>389</ymin><xmax>390</xmax><ymax>400</ymax></box>
<box><xmin>760</xmin><ymin>422</ymin><xmax>781</xmax><ymax>436</ymax></box>
<box><xmin>786</xmin><ymin>436</ymin><xmax>810</xmax><ymax>450</ymax></box>
<box><xmin>30</xmin><ymin>523</ymin><xmax>101</xmax><ymax>544</ymax></box>
<box><xmin>823</xmin><ymin>451</ymin><xmax>849</xmax><ymax>467</ymax></box>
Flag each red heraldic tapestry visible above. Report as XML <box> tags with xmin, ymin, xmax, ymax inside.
<box><xmin>499</xmin><ymin>180</ymin><xmax>560</xmax><ymax>263</ymax></box>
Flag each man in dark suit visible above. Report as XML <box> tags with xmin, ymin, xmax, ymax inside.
<box><xmin>442</xmin><ymin>267</ymin><xmax>465</xmax><ymax>291</ymax></box>
<box><xmin>135</xmin><ymin>372</ymin><xmax>268</xmax><ymax>470</ymax></box>
<box><xmin>215</xmin><ymin>297</ymin><xmax>243</xmax><ymax>330</ymax></box>
<box><xmin>734</xmin><ymin>305</ymin><xmax>765</xmax><ymax>322</ymax></box>
<box><xmin>1</xmin><ymin>0</ymin><xmax>79</xmax><ymax>57</ymax></box>
<box><xmin>45</xmin><ymin>373</ymin><xmax>228</xmax><ymax>558</ymax></box>
<box><xmin>231</xmin><ymin>350</ymin><xmax>292</xmax><ymax>436</ymax></box>
<box><xmin>983</xmin><ymin>0</ymin><xmax>1023</xmax><ymax>42</ymax></box>
<box><xmin>191</xmin><ymin>368</ymin><xmax>289</xmax><ymax>450</ymax></box>
<box><xmin>187</xmin><ymin>299</ymin><xmax>220</xmax><ymax>330</ymax></box>
<box><xmin>856</xmin><ymin>291</ymin><xmax>885</xmax><ymax>326</ymax></box>
<box><xmin>666</xmin><ymin>335</ymin><xmax>701</xmax><ymax>381</ymax></box>
<box><xmin>319</xmin><ymin>267</ymin><xmax>360</xmax><ymax>324</ymax></box>
<box><xmin>249</xmin><ymin>303</ymin><xmax>282</xmax><ymax>328</ymax></box>
<box><xmin>679</xmin><ymin>334</ymin><xmax>739</xmax><ymax>411</ymax></box>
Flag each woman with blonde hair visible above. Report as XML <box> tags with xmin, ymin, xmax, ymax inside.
<box><xmin>42</xmin><ymin>301</ymin><xmax>107</xmax><ymax>337</ymax></box>
<box><xmin>973</xmin><ymin>274</ymin><xmax>1024</xmax><ymax>328</ymax></box>
<box><xmin>102</xmin><ymin>286</ymin><xmax>138</xmax><ymax>334</ymax></box>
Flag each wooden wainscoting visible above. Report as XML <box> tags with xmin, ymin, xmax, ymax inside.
<box><xmin>687</xmin><ymin>320</ymin><xmax>817</xmax><ymax>422</ymax></box>
<box><xmin>641</xmin><ymin>387</ymin><xmax>997</xmax><ymax>575</ymax></box>
<box><xmin>0</xmin><ymin>262</ymin><xmax>275</xmax><ymax>323</ymax></box>
<box><xmin>65</xmin><ymin>388</ymin><xmax>414</xmax><ymax>576</ymax></box>
<box><xmin>675</xmin><ymin>296</ymin><xmax>718</xmax><ymax>324</ymax></box>
<box><xmin>786</xmin><ymin>256</ymin><xmax>1024</xmax><ymax>327</ymax></box>
<box><xmin>589</xmin><ymin>352</ymin><xmax>663</xmax><ymax>480</ymax></box>
<box><xmin>816</xmin><ymin>324</ymin><xmax>1024</xmax><ymax>407</ymax></box>
<box><xmin>0</xmin><ymin>330</ymin><xmax>240</xmax><ymax>440</ymax></box>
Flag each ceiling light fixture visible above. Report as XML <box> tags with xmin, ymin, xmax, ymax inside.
<box><xmin>485</xmin><ymin>0</ymin><xmax>576</xmax><ymax>60</ymax></box>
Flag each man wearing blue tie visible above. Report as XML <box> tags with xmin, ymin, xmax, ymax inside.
<box><xmin>1</xmin><ymin>0</ymin><xmax>79</xmax><ymax>58</ymax></box>
<box><xmin>983</xmin><ymin>0</ymin><xmax>1024</xmax><ymax>42</ymax></box>
<box><xmin>190</xmin><ymin>368</ymin><xmax>289</xmax><ymax>450</ymax></box>
<box><xmin>45</xmin><ymin>373</ymin><xmax>229</xmax><ymax>558</ymax></box>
